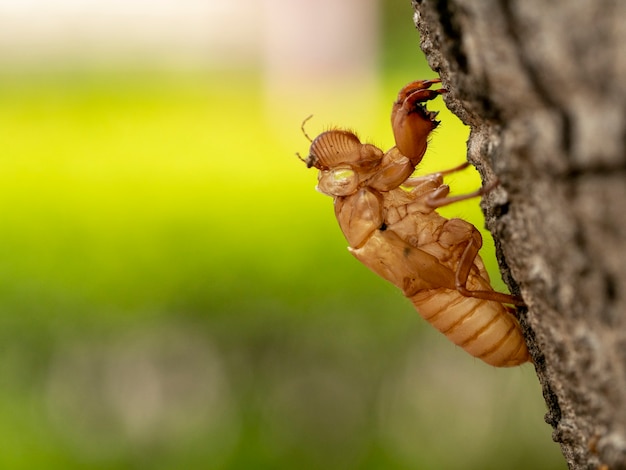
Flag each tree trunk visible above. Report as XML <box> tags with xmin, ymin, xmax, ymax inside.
<box><xmin>411</xmin><ymin>1</ymin><xmax>626</xmax><ymax>469</ymax></box>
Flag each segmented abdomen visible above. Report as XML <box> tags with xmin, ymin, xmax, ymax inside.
<box><xmin>410</xmin><ymin>288</ymin><xmax>529</xmax><ymax>367</ymax></box>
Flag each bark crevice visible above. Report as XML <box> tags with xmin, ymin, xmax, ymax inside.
<box><xmin>413</xmin><ymin>1</ymin><xmax>626</xmax><ymax>469</ymax></box>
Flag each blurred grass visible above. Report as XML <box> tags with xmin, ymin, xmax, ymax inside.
<box><xmin>0</xmin><ymin>68</ymin><xmax>564</xmax><ymax>469</ymax></box>
<box><xmin>0</xmin><ymin>68</ymin><xmax>488</xmax><ymax>320</ymax></box>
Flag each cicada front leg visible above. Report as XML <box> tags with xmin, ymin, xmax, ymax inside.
<box><xmin>393</xmin><ymin>79</ymin><xmax>446</xmax><ymax>111</ymax></box>
<box><xmin>391</xmin><ymin>79</ymin><xmax>447</xmax><ymax>164</ymax></box>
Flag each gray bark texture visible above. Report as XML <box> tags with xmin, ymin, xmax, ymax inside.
<box><xmin>412</xmin><ymin>1</ymin><xmax>626</xmax><ymax>469</ymax></box>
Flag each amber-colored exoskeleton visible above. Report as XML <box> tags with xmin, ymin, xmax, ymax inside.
<box><xmin>298</xmin><ymin>79</ymin><xmax>529</xmax><ymax>367</ymax></box>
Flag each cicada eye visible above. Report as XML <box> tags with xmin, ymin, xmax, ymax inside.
<box><xmin>332</xmin><ymin>168</ymin><xmax>355</xmax><ymax>182</ymax></box>
<box><xmin>316</xmin><ymin>167</ymin><xmax>358</xmax><ymax>196</ymax></box>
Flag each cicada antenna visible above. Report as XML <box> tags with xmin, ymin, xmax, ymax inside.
<box><xmin>301</xmin><ymin>114</ymin><xmax>314</xmax><ymax>143</ymax></box>
<box><xmin>296</xmin><ymin>114</ymin><xmax>314</xmax><ymax>165</ymax></box>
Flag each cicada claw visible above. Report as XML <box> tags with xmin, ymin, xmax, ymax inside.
<box><xmin>391</xmin><ymin>79</ymin><xmax>447</xmax><ymax>164</ymax></box>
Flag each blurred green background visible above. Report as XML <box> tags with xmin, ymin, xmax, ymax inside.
<box><xmin>0</xmin><ymin>1</ymin><xmax>564</xmax><ymax>469</ymax></box>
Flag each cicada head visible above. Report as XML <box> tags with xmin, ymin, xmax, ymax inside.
<box><xmin>299</xmin><ymin>130</ymin><xmax>386</xmax><ymax>197</ymax></box>
<box><xmin>303</xmin><ymin>130</ymin><xmax>383</xmax><ymax>171</ymax></box>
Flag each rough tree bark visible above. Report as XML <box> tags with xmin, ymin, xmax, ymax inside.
<box><xmin>411</xmin><ymin>1</ymin><xmax>626</xmax><ymax>469</ymax></box>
